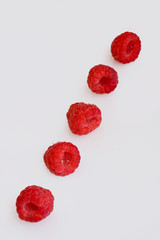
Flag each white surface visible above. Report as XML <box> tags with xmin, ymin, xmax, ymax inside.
<box><xmin>0</xmin><ymin>0</ymin><xmax>160</xmax><ymax>239</ymax></box>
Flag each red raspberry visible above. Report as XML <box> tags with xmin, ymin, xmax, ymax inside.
<box><xmin>111</xmin><ymin>32</ymin><xmax>141</xmax><ymax>63</ymax></box>
<box><xmin>87</xmin><ymin>64</ymin><xmax>118</xmax><ymax>94</ymax></box>
<box><xmin>66</xmin><ymin>102</ymin><xmax>102</xmax><ymax>135</ymax></box>
<box><xmin>16</xmin><ymin>185</ymin><xmax>54</xmax><ymax>222</ymax></box>
<box><xmin>44</xmin><ymin>142</ymin><xmax>81</xmax><ymax>176</ymax></box>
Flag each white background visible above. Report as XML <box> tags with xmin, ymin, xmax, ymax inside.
<box><xmin>0</xmin><ymin>0</ymin><xmax>160</xmax><ymax>239</ymax></box>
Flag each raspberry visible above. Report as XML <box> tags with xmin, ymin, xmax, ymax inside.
<box><xmin>16</xmin><ymin>185</ymin><xmax>54</xmax><ymax>222</ymax></box>
<box><xmin>44</xmin><ymin>142</ymin><xmax>81</xmax><ymax>176</ymax></box>
<box><xmin>87</xmin><ymin>64</ymin><xmax>118</xmax><ymax>94</ymax></box>
<box><xmin>111</xmin><ymin>32</ymin><xmax>141</xmax><ymax>63</ymax></box>
<box><xmin>66</xmin><ymin>102</ymin><xmax>102</xmax><ymax>135</ymax></box>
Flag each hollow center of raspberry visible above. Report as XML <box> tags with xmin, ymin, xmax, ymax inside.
<box><xmin>86</xmin><ymin>117</ymin><xmax>97</xmax><ymax>123</ymax></box>
<box><xmin>62</xmin><ymin>152</ymin><xmax>72</xmax><ymax>166</ymax></box>
<box><xmin>25</xmin><ymin>202</ymin><xmax>39</xmax><ymax>213</ymax></box>
<box><xmin>99</xmin><ymin>76</ymin><xmax>110</xmax><ymax>86</ymax></box>
<box><xmin>126</xmin><ymin>40</ymin><xmax>134</xmax><ymax>55</ymax></box>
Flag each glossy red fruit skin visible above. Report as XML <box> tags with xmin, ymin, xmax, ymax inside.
<box><xmin>66</xmin><ymin>102</ymin><xmax>102</xmax><ymax>135</ymax></box>
<box><xmin>87</xmin><ymin>64</ymin><xmax>118</xmax><ymax>94</ymax></box>
<box><xmin>111</xmin><ymin>32</ymin><xmax>141</xmax><ymax>63</ymax></box>
<box><xmin>44</xmin><ymin>142</ymin><xmax>81</xmax><ymax>176</ymax></box>
<box><xmin>16</xmin><ymin>185</ymin><xmax>54</xmax><ymax>222</ymax></box>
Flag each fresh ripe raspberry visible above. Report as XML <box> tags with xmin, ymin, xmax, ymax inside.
<box><xmin>87</xmin><ymin>64</ymin><xmax>118</xmax><ymax>94</ymax></box>
<box><xmin>111</xmin><ymin>32</ymin><xmax>141</xmax><ymax>63</ymax></box>
<box><xmin>44</xmin><ymin>142</ymin><xmax>81</xmax><ymax>176</ymax></box>
<box><xmin>16</xmin><ymin>185</ymin><xmax>54</xmax><ymax>222</ymax></box>
<box><xmin>66</xmin><ymin>102</ymin><xmax>102</xmax><ymax>135</ymax></box>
